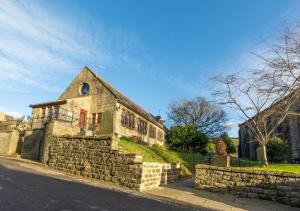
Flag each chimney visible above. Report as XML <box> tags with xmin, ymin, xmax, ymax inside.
<box><xmin>155</xmin><ymin>115</ymin><xmax>164</xmax><ymax>126</ymax></box>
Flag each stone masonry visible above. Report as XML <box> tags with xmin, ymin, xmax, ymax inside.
<box><xmin>42</xmin><ymin>124</ymin><xmax>180</xmax><ymax>191</ymax></box>
<box><xmin>140</xmin><ymin>162</ymin><xmax>180</xmax><ymax>191</ymax></box>
<box><xmin>47</xmin><ymin>135</ymin><xmax>144</xmax><ymax>190</ymax></box>
<box><xmin>30</xmin><ymin>66</ymin><xmax>166</xmax><ymax>146</ymax></box>
<box><xmin>195</xmin><ymin>164</ymin><xmax>300</xmax><ymax>207</ymax></box>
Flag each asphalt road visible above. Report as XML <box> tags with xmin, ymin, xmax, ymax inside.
<box><xmin>0</xmin><ymin>157</ymin><xmax>197</xmax><ymax>211</ymax></box>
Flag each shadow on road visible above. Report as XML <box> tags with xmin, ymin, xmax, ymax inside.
<box><xmin>0</xmin><ymin>160</ymin><xmax>204</xmax><ymax>211</ymax></box>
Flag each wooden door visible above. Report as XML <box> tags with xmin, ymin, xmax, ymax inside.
<box><xmin>79</xmin><ymin>109</ymin><xmax>87</xmax><ymax>129</ymax></box>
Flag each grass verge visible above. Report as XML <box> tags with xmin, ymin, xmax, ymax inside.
<box><xmin>118</xmin><ymin>138</ymin><xmax>205</xmax><ymax>176</ymax></box>
<box><xmin>241</xmin><ymin>164</ymin><xmax>300</xmax><ymax>174</ymax></box>
<box><xmin>119</xmin><ymin>138</ymin><xmax>300</xmax><ymax>175</ymax></box>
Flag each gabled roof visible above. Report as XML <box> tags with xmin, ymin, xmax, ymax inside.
<box><xmin>85</xmin><ymin>66</ymin><xmax>164</xmax><ymax>129</ymax></box>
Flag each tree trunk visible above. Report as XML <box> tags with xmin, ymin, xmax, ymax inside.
<box><xmin>261</xmin><ymin>144</ymin><xmax>269</xmax><ymax>167</ymax></box>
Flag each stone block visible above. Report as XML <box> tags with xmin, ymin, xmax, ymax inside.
<box><xmin>290</xmin><ymin>197</ymin><xmax>300</xmax><ymax>207</ymax></box>
<box><xmin>247</xmin><ymin>193</ymin><xmax>258</xmax><ymax>198</ymax></box>
<box><xmin>276</xmin><ymin>197</ymin><xmax>290</xmax><ymax>205</ymax></box>
<box><xmin>211</xmin><ymin>155</ymin><xmax>230</xmax><ymax>167</ymax></box>
<box><xmin>238</xmin><ymin>192</ymin><xmax>248</xmax><ymax>197</ymax></box>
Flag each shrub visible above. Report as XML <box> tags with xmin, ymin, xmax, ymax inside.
<box><xmin>129</xmin><ymin>135</ymin><xmax>143</xmax><ymax>144</ymax></box>
<box><xmin>152</xmin><ymin>143</ymin><xmax>167</xmax><ymax>150</ymax></box>
<box><xmin>267</xmin><ymin>136</ymin><xmax>289</xmax><ymax>162</ymax></box>
<box><xmin>207</xmin><ymin>142</ymin><xmax>216</xmax><ymax>153</ymax></box>
<box><xmin>166</xmin><ymin>125</ymin><xmax>208</xmax><ymax>154</ymax></box>
<box><xmin>220</xmin><ymin>132</ymin><xmax>237</xmax><ymax>154</ymax></box>
<box><xmin>121</xmin><ymin>136</ymin><xmax>146</xmax><ymax>145</ymax></box>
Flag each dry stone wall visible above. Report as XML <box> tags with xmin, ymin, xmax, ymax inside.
<box><xmin>45</xmin><ymin>134</ymin><xmax>180</xmax><ymax>191</ymax></box>
<box><xmin>21</xmin><ymin>129</ymin><xmax>44</xmax><ymax>160</ymax></box>
<box><xmin>195</xmin><ymin>164</ymin><xmax>300</xmax><ymax>207</ymax></box>
<box><xmin>47</xmin><ymin>136</ymin><xmax>143</xmax><ymax>190</ymax></box>
<box><xmin>140</xmin><ymin>162</ymin><xmax>180</xmax><ymax>191</ymax></box>
<box><xmin>0</xmin><ymin>130</ymin><xmax>19</xmax><ymax>155</ymax></box>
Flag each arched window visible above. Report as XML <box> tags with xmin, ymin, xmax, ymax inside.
<box><xmin>80</xmin><ymin>83</ymin><xmax>90</xmax><ymax>95</ymax></box>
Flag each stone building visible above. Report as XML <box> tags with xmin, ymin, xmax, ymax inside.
<box><xmin>239</xmin><ymin>108</ymin><xmax>300</xmax><ymax>162</ymax></box>
<box><xmin>0</xmin><ymin>112</ymin><xmax>14</xmax><ymax>122</ymax></box>
<box><xmin>0</xmin><ymin>112</ymin><xmax>21</xmax><ymax>156</ymax></box>
<box><xmin>30</xmin><ymin>66</ymin><xmax>165</xmax><ymax>146</ymax></box>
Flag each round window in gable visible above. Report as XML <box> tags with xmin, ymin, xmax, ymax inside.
<box><xmin>80</xmin><ymin>83</ymin><xmax>90</xmax><ymax>95</ymax></box>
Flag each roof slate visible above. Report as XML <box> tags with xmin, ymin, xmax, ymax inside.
<box><xmin>85</xmin><ymin>67</ymin><xmax>164</xmax><ymax>129</ymax></box>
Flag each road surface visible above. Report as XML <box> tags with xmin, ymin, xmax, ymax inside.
<box><xmin>0</xmin><ymin>157</ymin><xmax>197</xmax><ymax>211</ymax></box>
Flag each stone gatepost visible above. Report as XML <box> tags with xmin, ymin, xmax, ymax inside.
<box><xmin>39</xmin><ymin>122</ymin><xmax>55</xmax><ymax>164</ymax></box>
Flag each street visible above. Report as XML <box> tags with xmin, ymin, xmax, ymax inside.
<box><xmin>0</xmin><ymin>157</ymin><xmax>196</xmax><ymax>211</ymax></box>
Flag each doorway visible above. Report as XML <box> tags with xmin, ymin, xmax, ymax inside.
<box><xmin>79</xmin><ymin>109</ymin><xmax>87</xmax><ymax>129</ymax></box>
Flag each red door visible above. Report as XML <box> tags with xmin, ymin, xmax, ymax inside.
<box><xmin>79</xmin><ymin>109</ymin><xmax>87</xmax><ymax>129</ymax></box>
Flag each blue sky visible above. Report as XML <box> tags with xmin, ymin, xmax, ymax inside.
<box><xmin>1</xmin><ymin>0</ymin><xmax>300</xmax><ymax>136</ymax></box>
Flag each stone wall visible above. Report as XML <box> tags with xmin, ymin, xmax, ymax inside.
<box><xmin>0</xmin><ymin>112</ymin><xmax>5</xmax><ymax>121</ymax></box>
<box><xmin>115</xmin><ymin>103</ymin><xmax>165</xmax><ymax>146</ymax></box>
<box><xmin>46</xmin><ymin>135</ymin><xmax>142</xmax><ymax>190</ymax></box>
<box><xmin>0</xmin><ymin>130</ymin><xmax>20</xmax><ymax>155</ymax></box>
<box><xmin>44</xmin><ymin>135</ymin><xmax>180</xmax><ymax>191</ymax></box>
<box><xmin>239</xmin><ymin>115</ymin><xmax>300</xmax><ymax>161</ymax></box>
<box><xmin>51</xmin><ymin>121</ymin><xmax>79</xmax><ymax>136</ymax></box>
<box><xmin>21</xmin><ymin>129</ymin><xmax>44</xmax><ymax>160</ymax></box>
<box><xmin>195</xmin><ymin>164</ymin><xmax>300</xmax><ymax>207</ymax></box>
<box><xmin>140</xmin><ymin>162</ymin><xmax>180</xmax><ymax>191</ymax></box>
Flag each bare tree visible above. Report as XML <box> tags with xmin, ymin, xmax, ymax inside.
<box><xmin>212</xmin><ymin>26</ymin><xmax>300</xmax><ymax>166</ymax></box>
<box><xmin>168</xmin><ymin>97</ymin><xmax>226</xmax><ymax>136</ymax></box>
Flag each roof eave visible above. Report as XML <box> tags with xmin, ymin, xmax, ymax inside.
<box><xmin>29</xmin><ymin>100</ymin><xmax>67</xmax><ymax>108</ymax></box>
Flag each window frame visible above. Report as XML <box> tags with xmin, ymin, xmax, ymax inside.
<box><xmin>41</xmin><ymin>107</ymin><xmax>46</xmax><ymax>119</ymax></box>
<box><xmin>47</xmin><ymin>107</ymin><xmax>53</xmax><ymax>120</ymax></box>
<box><xmin>138</xmin><ymin>119</ymin><xmax>147</xmax><ymax>135</ymax></box>
<box><xmin>121</xmin><ymin>110</ymin><xmax>135</xmax><ymax>130</ymax></box>
<box><xmin>149</xmin><ymin>125</ymin><xmax>156</xmax><ymax>138</ymax></box>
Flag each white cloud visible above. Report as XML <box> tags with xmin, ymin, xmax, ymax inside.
<box><xmin>0</xmin><ymin>0</ymin><xmax>145</xmax><ymax>93</ymax></box>
<box><xmin>0</xmin><ymin>107</ymin><xmax>23</xmax><ymax>118</ymax></box>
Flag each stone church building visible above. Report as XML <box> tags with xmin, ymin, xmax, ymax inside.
<box><xmin>239</xmin><ymin>107</ymin><xmax>300</xmax><ymax>162</ymax></box>
<box><xmin>30</xmin><ymin>66</ymin><xmax>165</xmax><ymax>146</ymax></box>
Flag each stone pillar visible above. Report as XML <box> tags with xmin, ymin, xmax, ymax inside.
<box><xmin>111</xmin><ymin>135</ymin><xmax>119</xmax><ymax>150</ymax></box>
<box><xmin>39</xmin><ymin>122</ymin><xmax>54</xmax><ymax>164</ymax></box>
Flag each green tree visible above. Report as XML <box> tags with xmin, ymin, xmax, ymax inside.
<box><xmin>166</xmin><ymin>125</ymin><xmax>208</xmax><ymax>154</ymax></box>
<box><xmin>220</xmin><ymin>132</ymin><xmax>237</xmax><ymax>154</ymax></box>
<box><xmin>267</xmin><ymin>137</ymin><xmax>289</xmax><ymax>162</ymax></box>
<box><xmin>206</xmin><ymin>142</ymin><xmax>216</xmax><ymax>153</ymax></box>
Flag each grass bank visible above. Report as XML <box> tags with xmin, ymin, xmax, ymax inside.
<box><xmin>230</xmin><ymin>158</ymin><xmax>300</xmax><ymax>174</ymax></box>
<box><xmin>241</xmin><ymin>164</ymin><xmax>300</xmax><ymax>174</ymax></box>
<box><xmin>119</xmin><ymin>138</ymin><xmax>300</xmax><ymax>175</ymax></box>
<box><xmin>118</xmin><ymin>138</ymin><xmax>205</xmax><ymax>176</ymax></box>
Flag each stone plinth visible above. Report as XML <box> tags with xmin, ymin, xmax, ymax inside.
<box><xmin>212</xmin><ymin>154</ymin><xmax>230</xmax><ymax>167</ymax></box>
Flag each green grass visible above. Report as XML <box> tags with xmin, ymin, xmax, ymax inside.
<box><xmin>118</xmin><ymin>138</ymin><xmax>205</xmax><ymax>176</ymax></box>
<box><xmin>119</xmin><ymin>138</ymin><xmax>300</xmax><ymax>175</ymax></box>
<box><xmin>118</xmin><ymin>139</ymin><xmax>165</xmax><ymax>163</ymax></box>
<box><xmin>230</xmin><ymin>158</ymin><xmax>300</xmax><ymax>174</ymax></box>
<box><xmin>241</xmin><ymin>164</ymin><xmax>300</xmax><ymax>174</ymax></box>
